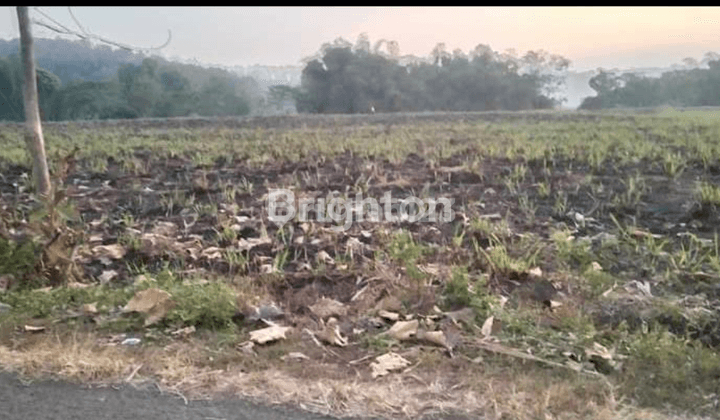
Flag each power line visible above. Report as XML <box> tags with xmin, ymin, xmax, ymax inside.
<box><xmin>30</xmin><ymin>7</ymin><xmax>171</xmax><ymax>53</ymax></box>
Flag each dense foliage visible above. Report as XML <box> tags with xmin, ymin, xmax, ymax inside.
<box><xmin>291</xmin><ymin>37</ymin><xmax>570</xmax><ymax>113</ymax></box>
<box><xmin>0</xmin><ymin>38</ymin><xmax>255</xmax><ymax>121</ymax></box>
<box><xmin>580</xmin><ymin>57</ymin><xmax>720</xmax><ymax>109</ymax></box>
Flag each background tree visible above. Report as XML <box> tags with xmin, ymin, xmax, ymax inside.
<box><xmin>293</xmin><ymin>37</ymin><xmax>569</xmax><ymax>114</ymax></box>
<box><xmin>295</xmin><ymin>34</ymin><xmax>569</xmax><ymax>113</ymax></box>
<box><xmin>579</xmin><ymin>55</ymin><xmax>720</xmax><ymax>110</ymax></box>
<box><xmin>0</xmin><ymin>55</ymin><xmax>61</xmax><ymax>122</ymax></box>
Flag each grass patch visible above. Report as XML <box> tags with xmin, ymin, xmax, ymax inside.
<box><xmin>619</xmin><ymin>330</ymin><xmax>720</xmax><ymax>413</ymax></box>
<box><xmin>0</xmin><ymin>285</ymin><xmax>134</xmax><ymax>319</ymax></box>
<box><xmin>442</xmin><ymin>266</ymin><xmax>493</xmax><ymax>318</ymax></box>
<box><xmin>695</xmin><ymin>180</ymin><xmax>720</xmax><ymax>205</ymax></box>
<box><xmin>163</xmin><ymin>281</ymin><xmax>237</xmax><ymax>330</ymax></box>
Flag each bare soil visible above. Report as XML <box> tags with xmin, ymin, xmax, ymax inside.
<box><xmin>1</xmin><ymin>111</ymin><xmax>719</xmax><ymax>419</ymax></box>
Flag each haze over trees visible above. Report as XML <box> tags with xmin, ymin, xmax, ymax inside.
<box><xmin>10</xmin><ymin>32</ymin><xmax>720</xmax><ymax>118</ymax></box>
<box><xmin>580</xmin><ymin>53</ymin><xmax>720</xmax><ymax>109</ymax></box>
<box><xmin>0</xmin><ymin>38</ymin><xmax>257</xmax><ymax>122</ymax></box>
<box><xmin>290</xmin><ymin>34</ymin><xmax>571</xmax><ymax>114</ymax></box>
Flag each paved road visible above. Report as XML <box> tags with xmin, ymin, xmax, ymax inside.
<box><xmin>0</xmin><ymin>372</ymin><xmax>359</xmax><ymax>420</ymax></box>
<box><xmin>0</xmin><ymin>372</ymin><xmax>478</xmax><ymax>419</ymax></box>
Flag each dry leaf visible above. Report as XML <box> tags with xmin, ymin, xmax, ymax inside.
<box><xmin>601</xmin><ymin>284</ymin><xmax>616</xmax><ymax>297</ymax></box>
<box><xmin>249</xmin><ymin>325</ymin><xmax>292</xmax><ymax>344</ymax></box>
<box><xmin>445</xmin><ymin>307</ymin><xmax>475</xmax><ymax>325</ymax></box>
<box><xmin>123</xmin><ymin>288</ymin><xmax>175</xmax><ymax>326</ymax></box>
<box><xmin>585</xmin><ymin>342</ymin><xmax>613</xmax><ymax>360</ymax></box>
<box><xmin>378</xmin><ymin>310</ymin><xmax>399</xmax><ymax>321</ymax></box>
<box><xmin>201</xmin><ymin>246</ymin><xmax>223</xmax><ymax>260</ymax></box>
<box><xmin>24</xmin><ymin>325</ymin><xmax>45</xmax><ymax>333</ymax></box>
<box><xmin>309</xmin><ymin>297</ymin><xmax>347</xmax><ymax>319</ymax></box>
<box><xmin>282</xmin><ymin>352</ymin><xmax>310</xmax><ymax>362</ymax></box>
<box><xmin>316</xmin><ymin>320</ymin><xmax>348</xmax><ymax>347</ymax></box>
<box><xmin>92</xmin><ymin>244</ymin><xmax>126</xmax><ymax>260</ymax></box>
<box><xmin>82</xmin><ymin>303</ymin><xmax>98</xmax><ymax>315</ymax></box>
<box><xmin>480</xmin><ymin>316</ymin><xmax>495</xmax><ymax>338</ymax></box>
<box><xmin>140</xmin><ymin>233</ymin><xmax>174</xmax><ymax>255</ymax></box>
<box><xmin>385</xmin><ymin>319</ymin><xmax>418</xmax><ymax>341</ymax></box>
<box><xmin>151</xmin><ymin>221</ymin><xmax>178</xmax><ymax>237</ymax></box>
<box><xmin>244</xmin><ymin>303</ymin><xmax>284</xmax><ymax>322</ymax></box>
<box><xmin>237</xmin><ymin>237</ymin><xmax>272</xmax><ymax>252</ymax></box>
<box><xmin>418</xmin><ymin>330</ymin><xmax>451</xmax><ymax>350</ymax></box>
<box><xmin>419</xmin><ymin>263</ymin><xmax>441</xmax><ymax>277</ymax></box>
<box><xmin>237</xmin><ymin>341</ymin><xmax>256</xmax><ymax>355</ymax></box>
<box><xmin>370</xmin><ymin>352</ymin><xmax>411</xmax><ymax>378</ymax></box>
<box><xmin>171</xmin><ymin>326</ymin><xmax>196</xmax><ymax>338</ymax></box>
<box><xmin>121</xmin><ymin>338</ymin><xmax>141</xmax><ymax>346</ymax></box>
<box><xmin>585</xmin><ymin>342</ymin><xmax>618</xmax><ymax>374</ymax></box>
<box><xmin>375</xmin><ymin>295</ymin><xmax>403</xmax><ymax>312</ymax></box>
<box><xmin>566</xmin><ymin>360</ymin><xmax>584</xmax><ymax>371</ymax></box>
<box><xmin>344</xmin><ymin>237</ymin><xmax>364</xmax><ymax>259</ymax></box>
<box><xmin>316</xmin><ymin>250</ymin><xmax>335</xmax><ymax>265</ymax></box>
<box><xmin>98</xmin><ymin>270</ymin><xmax>118</xmax><ymax>284</ymax></box>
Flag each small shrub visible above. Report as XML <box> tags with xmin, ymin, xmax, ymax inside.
<box><xmin>442</xmin><ymin>266</ymin><xmax>492</xmax><ymax>318</ymax></box>
<box><xmin>166</xmin><ymin>281</ymin><xmax>237</xmax><ymax>330</ymax></box>
<box><xmin>388</xmin><ymin>230</ymin><xmax>430</xmax><ymax>282</ymax></box>
<box><xmin>0</xmin><ymin>237</ymin><xmax>39</xmax><ymax>281</ymax></box>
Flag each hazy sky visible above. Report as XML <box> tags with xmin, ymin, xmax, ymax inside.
<box><xmin>3</xmin><ymin>7</ymin><xmax>720</xmax><ymax>71</ymax></box>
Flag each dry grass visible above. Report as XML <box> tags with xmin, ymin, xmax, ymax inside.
<box><xmin>0</xmin><ymin>329</ymin><xmax>711</xmax><ymax>420</ymax></box>
<box><xmin>0</xmin><ymin>331</ymin><xmax>135</xmax><ymax>382</ymax></box>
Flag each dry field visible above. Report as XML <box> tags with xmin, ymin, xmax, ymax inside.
<box><xmin>1</xmin><ymin>109</ymin><xmax>720</xmax><ymax>419</ymax></box>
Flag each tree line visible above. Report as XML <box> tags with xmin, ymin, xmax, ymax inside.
<box><xmin>0</xmin><ymin>39</ymin><xmax>257</xmax><ymax>122</ymax></box>
<box><xmin>287</xmin><ymin>35</ymin><xmax>571</xmax><ymax>114</ymax></box>
<box><xmin>1</xmin><ymin>35</ymin><xmax>576</xmax><ymax>120</ymax></box>
<box><xmin>580</xmin><ymin>54</ymin><xmax>720</xmax><ymax>109</ymax></box>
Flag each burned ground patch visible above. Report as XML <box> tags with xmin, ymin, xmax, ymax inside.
<box><xmin>1</xmin><ymin>111</ymin><xmax>720</xmax><ymax>419</ymax></box>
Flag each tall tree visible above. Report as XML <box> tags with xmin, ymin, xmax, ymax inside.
<box><xmin>17</xmin><ymin>7</ymin><xmax>51</xmax><ymax>198</ymax></box>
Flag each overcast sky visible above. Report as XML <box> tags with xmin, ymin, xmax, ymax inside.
<box><xmin>3</xmin><ymin>7</ymin><xmax>720</xmax><ymax>71</ymax></box>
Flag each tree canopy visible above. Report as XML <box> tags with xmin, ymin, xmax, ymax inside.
<box><xmin>291</xmin><ymin>36</ymin><xmax>570</xmax><ymax>114</ymax></box>
<box><xmin>580</xmin><ymin>56</ymin><xmax>720</xmax><ymax>110</ymax></box>
<box><xmin>0</xmin><ymin>38</ymin><xmax>254</xmax><ymax>122</ymax></box>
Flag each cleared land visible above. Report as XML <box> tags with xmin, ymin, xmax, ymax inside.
<box><xmin>1</xmin><ymin>109</ymin><xmax>720</xmax><ymax>419</ymax></box>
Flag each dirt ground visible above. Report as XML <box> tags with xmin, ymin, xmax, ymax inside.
<box><xmin>1</xmin><ymin>111</ymin><xmax>719</xmax><ymax>419</ymax></box>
